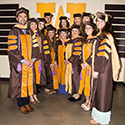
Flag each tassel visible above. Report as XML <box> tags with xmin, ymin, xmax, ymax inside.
<box><xmin>52</xmin><ymin>69</ymin><xmax>56</xmax><ymax>76</ymax></box>
<box><xmin>17</xmin><ymin>63</ymin><xmax>22</xmax><ymax>71</ymax></box>
<box><xmin>87</xmin><ymin>69</ymin><xmax>89</xmax><ymax>76</ymax></box>
<box><xmin>80</xmin><ymin>72</ymin><xmax>82</xmax><ymax>80</ymax></box>
<box><xmin>38</xmin><ymin>60</ymin><xmax>42</xmax><ymax>73</ymax></box>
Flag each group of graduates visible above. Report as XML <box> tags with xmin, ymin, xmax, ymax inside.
<box><xmin>7</xmin><ymin>7</ymin><xmax>121</xmax><ymax>125</ymax></box>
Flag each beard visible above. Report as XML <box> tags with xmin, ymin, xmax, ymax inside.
<box><xmin>19</xmin><ymin>19</ymin><xmax>27</xmax><ymax>25</ymax></box>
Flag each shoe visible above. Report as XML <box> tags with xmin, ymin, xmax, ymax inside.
<box><xmin>89</xmin><ymin>120</ymin><xmax>99</xmax><ymax>125</ymax></box>
<box><xmin>90</xmin><ymin>116</ymin><xmax>93</xmax><ymax>120</ymax></box>
<box><xmin>30</xmin><ymin>99</ymin><xmax>36</xmax><ymax>105</ymax></box>
<box><xmin>81</xmin><ymin>103</ymin><xmax>90</xmax><ymax>111</ymax></box>
<box><xmin>50</xmin><ymin>89</ymin><xmax>56</xmax><ymax>94</ymax></box>
<box><xmin>18</xmin><ymin>106</ymin><xmax>29</xmax><ymax>114</ymax></box>
<box><xmin>35</xmin><ymin>99</ymin><xmax>40</xmax><ymax>103</ymax></box>
<box><xmin>44</xmin><ymin>88</ymin><xmax>53</xmax><ymax>95</ymax></box>
<box><xmin>25</xmin><ymin>104</ymin><xmax>34</xmax><ymax>112</ymax></box>
<box><xmin>68</xmin><ymin>97</ymin><xmax>74</xmax><ymax>101</ymax></box>
<box><xmin>69</xmin><ymin>96</ymin><xmax>81</xmax><ymax>102</ymax></box>
<box><xmin>81</xmin><ymin>101</ymin><xmax>90</xmax><ymax>111</ymax></box>
<box><xmin>33</xmin><ymin>95</ymin><xmax>40</xmax><ymax>104</ymax></box>
<box><xmin>30</xmin><ymin>95</ymin><xmax>37</xmax><ymax>105</ymax></box>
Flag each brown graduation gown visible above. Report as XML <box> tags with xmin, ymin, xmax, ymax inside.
<box><xmin>86</xmin><ymin>35</ymin><xmax>113</xmax><ymax>112</ymax></box>
<box><xmin>65</xmin><ymin>36</ymin><xmax>83</xmax><ymax>94</ymax></box>
<box><xmin>7</xmin><ymin>25</ymin><xmax>40</xmax><ymax>98</ymax></box>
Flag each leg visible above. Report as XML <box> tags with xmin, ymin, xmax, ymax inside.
<box><xmin>81</xmin><ymin>95</ymin><xmax>90</xmax><ymax>111</ymax></box>
<box><xmin>17</xmin><ymin>97</ymin><xmax>30</xmax><ymax>114</ymax></box>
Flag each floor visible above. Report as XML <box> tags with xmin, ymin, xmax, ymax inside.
<box><xmin>0</xmin><ymin>80</ymin><xmax>125</xmax><ymax>125</ymax></box>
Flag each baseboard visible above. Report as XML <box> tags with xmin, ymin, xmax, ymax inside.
<box><xmin>113</xmin><ymin>81</ymin><xmax>125</xmax><ymax>87</ymax></box>
<box><xmin>0</xmin><ymin>78</ymin><xmax>9</xmax><ymax>81</ymax></box>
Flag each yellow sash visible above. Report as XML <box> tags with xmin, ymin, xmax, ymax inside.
<box><xmin>65</xmin><ymin>43</ymin><xmax>73</xmax><ymax>94</ymax></box>
<box><xmin>58</xmin><ymin>45</ymin><xmax>66</xmax><ymax>85</ymax></box>
<box><xmin>51</xmin><ymin>48</ymin><xmax>59</xmax><ymax>89</ymax></box>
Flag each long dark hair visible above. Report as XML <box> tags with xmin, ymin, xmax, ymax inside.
<box><xmin>84</xmin><ymin>22</ymin><xmax>97</xmax><ymax>39</ymax></box>
<box><xmin>59</xmin><ymin>20</ymin><xmax>69</xmax><ymax>28</ymax></box>
<box><xmin>27</xmin><ymin>19</ymin><xmax>40</xmax><ymax>33</ymax></box>
<box><xmin>96</xmin><ymin>17</ymin><xmax>114</xmax><ymax>41</ymax></box>
<box><xmin>96</xmin><ymin>17</ymin><xmax>113</xmax><ymax>34</ymax></box>
<box><xmin>46</xmin><ymin>30</ymin><xmax>57</xmax><ymax>52</ymax></box>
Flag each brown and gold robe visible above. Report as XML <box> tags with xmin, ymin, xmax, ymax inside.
<box><xmin>55</xmin><ymin>38</ymin><xmax>70</xmax><ymax>85</ymax></box>
<box><xmin>8</xmin><ymin>25</ymin><xmax>40</xmax><ymax>98</ymax></box>
<box><xmin>65</xmin><ymin>36</ymin><xmax>83</xmax><ymax>94</ymax></box>
<box><xmin>78</xmin><ymin>36</ymin><xmax>96</xmax><ymax>95</ymax></box>
<box><xmin>86</xmin><ymin>34</ymin><xmax>114</xmax><ymax>112</ymax></box>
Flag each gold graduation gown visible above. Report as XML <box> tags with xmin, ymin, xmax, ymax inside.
<box><xmin>78</xmin><ymin>36</ymin><xmax>96</xmax><ymax>95</ymax></box>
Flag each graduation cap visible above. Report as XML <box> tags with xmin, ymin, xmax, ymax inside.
<box><xmin>73</xmin><ymin>13</ymin><xmax>81</xmax><ymax>18</ymax></box>
<box><xmin>16</xmin><ymin>7</ymin><xmax>29</xmax><ymax>18</ymax></box>
<box><xmin>84</xmin><ymin>21</ymin><xmax>96</xmax><ymax>30</ymax></box>
<box><xmin>59</xmin><ymin>16</ymin><xmax>69</xmax><ymax>21</ymax></box>
<box><xmin>70</xmin><ymin>24</ymin><xmax>83</xmax><ymax>36</ymax></box>
<box><xmin>71</xmin><ymin>24</ymin><xmax>81</xmax><ymax>30</ymax></box>
<box><xmin>46</xmin><ymin>24</ymin><xmax>56</xmax><ymax>32</ymax></box>
<box><xmin>44</xmin><ymin>12</ymin><xmax>53</xmax><ymax>17</ymax></box>
<box><xmin>95</xmin><ymin>12</ymin><xmax>112</xmax><ymax>22</ymax></box>
<box><xmin>37</xmin><ymin>18</ymin><xmax>47</xmax><ymax>24</ymax></box>
<box><xmin>27</xmin><ymin>18</ymin><xmax>38</xmax><ymax>23</ymax></box>
<box><xmin>82</xmin><ymin>12</ymin><xmax>95</xmax><ymax>20</ymax></box>
<box><xmin>57</xmin><ymin>28</ymin><xmax>70</xmax><ymax>35</ymax></box>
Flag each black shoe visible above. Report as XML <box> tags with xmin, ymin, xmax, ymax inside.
<box><xmin>69</xmin><ymin>96</ymin><xmax>82</xmax><ymax>102</ymax></box>
<box><xmin>68</xmin><ymin>97</ymin><xmax>74</xmax><ymax>101</ymax></box>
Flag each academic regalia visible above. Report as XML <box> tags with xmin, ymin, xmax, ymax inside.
<box><xmin>87</xmin><ymin>12</ymin><xmax>121</xmax><ymax>124</ymax></box>
<box><xmin>78</xmin><ymin>36</ymin><xmax>96</xmax><ymax>95</ymax></box>
<box><xmin>42</xmin><ymin>37</ymin><xmax>53</xmax><ymax>89</ymax></box>
<box><xmin>34</xmin><ymin>32</ymin><xmax>47</xmax><ymax>87</ymax></box>
<box><xmin>65</xmin><ymin>36</ymin><xmax>83</xmax><ymax>94</ymax></box>
<box><xmin>45</xmin><ymin>25</ymin><xmax>59</xmax><ymax>90</ymax></box>
<box><xmin>86</xmin><ymin>33</ymin><xmax>120</xmax><ymax>124</ymax></box>
<box><xmin>55</xmin><ymin>38</ymin><xmax>70</xmax><ymax>94</ymax></box>
<box><xmin>8</xmin><ymin>24</ymin><xmax>40</xmax><ymax>98</ymax></box>
<box><xmin>50</xmin><ymin>41</ymin><xmax>59</xmax><ymax>89</ymax></box>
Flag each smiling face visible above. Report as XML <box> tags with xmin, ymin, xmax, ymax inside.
<box><xmin>39</xmin><ymin>22</ymin><xmax>45</xmax><ymax>30</ymax></box>
<box><xmin>16</xmin><ymin>12</ymin><xmax>27</xmax><ymax>25</ymax></box>
<box><xmin>45</xmin><ymin>16</ymin><xmax>52</xmax><ymax>24</ymax></box>
<box><xmin>30</xmin><ymin>22</ymin><xmax>37</xmax><ymax>31</ymax></box>
<box><xmin>74</xmin><ymin>17</ymin><xmax>81</xmax><ymax>25</ymax></box>
<box><xmin>82</xmin><ymin>16</ymin><xmax>91</xmax><ymax>24</ymax></box>
<box><xmin>60</xmin><ymin>31</ymin><xmax>67</xmax><ymax>40</ymax></box>
<box><xmin>71</xmin><ymin>28</ymin><xmax>80</xmax><ymax>38</ymax></box>
<box><xmin>48</xmin><ymin>30</ymin><xmax>55</xmax><ymax>39</ymax></box>
<box><xmin>96</xmin><ymin>18</ymin><xmax>106</xmax><ymax>31</ymax></box>
<box><xmin>85</xmin><ymin>25</ymin><xmax>94</xmax><ymax>37</ymax></box>
<box><xmin>61</xmin><ymin>19</ymin><xmax>67</xmax><ymax>28</ymax></box>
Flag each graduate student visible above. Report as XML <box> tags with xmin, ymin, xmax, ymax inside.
<box><xmin>55</xmin><ymin>28</ymin><xmax>70</xmax><ymax>94</ymax></box>
<box><xmin>7</xmin><ymin>7</ymin><xmax>40</xmax><ymax>114</ymax></box>
<box><xmin>65</xmin><ymin>24</ymin><xmax>84</xmax><ymax>102</ymax></box>
<box><xmin>79</xmin><ymin>22</ymin><xmax>97</xmax><ymax>111</ymax></box>
<box><xmin>83</xmin><ymin>12</ymin><xmax>120</xmax><ymax>124</ymax></box>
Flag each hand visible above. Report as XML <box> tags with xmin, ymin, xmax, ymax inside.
<box><xmin>50</xmin><ymin>63</ymin><xmax>54</xmax><ymax>68</ymax></box>
<box><xmin>54</xmin><ymin>61</ymin><xmax>58</xmax><ymax>68</ymax></box>
<box><xmin>64</xmin><ymin>60</ymin><xmax>70</xmax><ymax>65</ymax></box>
<box><xmin>24</xmin><ymin>60</ymin><xmax>31</xmax><ymax>67</ymax></box>
<box><xmin>93</xmin><ymin>71</ymin><xmax>99</xmax><ymax>78</ymax></box>
<box><xmin>28</xmin><ymin>60</ymin><xmax>34</xmax><ymax>68</ymax></box>
<box><xmin>81</xmin><ymin>62</ymin><xmax>89</xmax><ymax>69</ymax></box>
